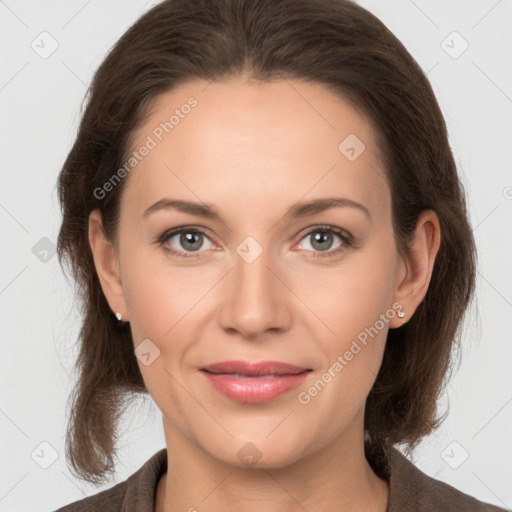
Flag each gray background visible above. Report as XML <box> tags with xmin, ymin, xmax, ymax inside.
<box><xmin>1</xmin><ymin>0</ymin><xmax>511</xmax><ymax>510</ymax></box>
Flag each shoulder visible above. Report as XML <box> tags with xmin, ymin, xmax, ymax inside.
<box><xmin>385</xmin><ymin>446</ymin><xmax>509</xmax><ymax>512</ymax></box>
<box><xmin>52</xmin><ymin>480</ymin><xmax>126</xmax><ymax>512</ymax></box>
<box><xmin>52</xmin><ymin>448</ymin><xmax>167</xmax><ymax>512</ymax></box>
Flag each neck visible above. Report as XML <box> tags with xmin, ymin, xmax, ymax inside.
<box><xmin>156</xmin><ymin>418</ymin><xmax>389</xmax><ymax>512</ymax></box>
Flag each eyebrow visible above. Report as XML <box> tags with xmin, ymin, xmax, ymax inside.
<box><xmin>143</xmin><ymin>196</ymin><xmax>371</xmax><ymax>222</ymax></box>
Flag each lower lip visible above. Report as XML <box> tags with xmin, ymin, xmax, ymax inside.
<box><xmin>201</xmin><ymin>370</ymin><xmax>310</xmax><ymax>403</ymax></box>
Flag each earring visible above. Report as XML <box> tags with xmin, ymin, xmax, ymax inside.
<box><xmin>115</xmin><ymin>312</ymin><xmax>122</xmax><ymax>321</ymax></box>
<box><xmin>397</xmin><ymin>309</ymin><xmax>405</xmax><ymax>318</ymax></box>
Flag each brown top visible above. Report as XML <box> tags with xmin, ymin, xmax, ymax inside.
<box><xmin>54</xmin><ymin>447</ymin><xmax>509</xmax><ymax>511</ymax></box>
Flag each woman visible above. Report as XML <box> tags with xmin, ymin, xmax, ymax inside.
<box><xmin>53</xmin><ymin>0</ymin><xmax>508</xmax><ymax>510</ymax></box>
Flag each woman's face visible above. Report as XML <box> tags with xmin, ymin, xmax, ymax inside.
<box><xmin>102</xmin><ymin>76</ymin><xmax>411</xmax><ymax>467</ymax></box>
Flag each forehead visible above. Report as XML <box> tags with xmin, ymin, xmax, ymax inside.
<box><xmin>122</xmin><ymin>76</ymin><xmax>390</xmax><ymax>223</ymax></box>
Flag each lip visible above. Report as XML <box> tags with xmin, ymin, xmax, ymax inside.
<box><xmin>200</xmin><ymin>360</ymin><xmax>312</xmax><ymax>403</ymax></box>
<box><xmin>201</xmin><ymin>360</ymin><xmax>309</xmax><ymax>376</ymax></box>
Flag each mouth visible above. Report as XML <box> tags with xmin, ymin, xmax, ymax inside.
<box><xmin>199</xmin><ymin>360</ymin><xmax>312</xmax><ymax>403</ymax></box>
<box><xmin>201</xmin><ymin>360</ymin><xmax>311</xmax><ymax>376</ymax></box>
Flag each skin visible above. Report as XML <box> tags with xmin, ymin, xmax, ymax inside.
<box><xmin>88</xmin><ymin>75</ymin><xmax>440</xmax><ymax>512</ymax></box>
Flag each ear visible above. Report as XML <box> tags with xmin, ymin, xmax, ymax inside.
<box><xmin>88</xmin><ymin>208</ymin><xmax>128</xmax><ymax>320</ymax></box>
<box><xmin>390</xmin><ymin>209</ymin><xmax>441</xmax><ymax>328</ymax></box>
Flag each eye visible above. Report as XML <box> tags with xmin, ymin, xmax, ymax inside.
<box><xmin>157</xmin><ymin>227</ymin><xmax>215</xmax><ymax>259</ymax></box>
<box><xmin>296</xmin><ymin>226</ymin><xmax>354</xmax><ymax>258</ymax></box>
<box><xmin>156</xmin><ymin>225</ymin><xmax>354</xmax><ymax>260</ymax></box>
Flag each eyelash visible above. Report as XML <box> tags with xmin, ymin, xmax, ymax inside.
<box><xmin>156</xmin><ymin>225</ymin><xmax>355</xmax><ymax>260</ymax></box>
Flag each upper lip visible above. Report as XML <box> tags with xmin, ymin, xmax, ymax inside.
<box><xmin>201</xmin><ymin>360</ymin><xmax>311</xmax><ymax>376</ymax></box>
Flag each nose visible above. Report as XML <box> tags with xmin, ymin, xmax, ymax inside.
<box><xmin>217</xmin><ymin>245</ymin><xmax>291</xmax><ymax>339</ymax></box>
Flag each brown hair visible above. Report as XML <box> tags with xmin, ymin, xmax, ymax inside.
<box><xmin>56</xmin><ymin>0</ymin><xmax>476</xmax><ymax>484</ymax></box>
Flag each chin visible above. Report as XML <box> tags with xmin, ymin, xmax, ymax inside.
<box><xmin>201</xmin><ymin>430</ymin><xmax>311</xmax><ymax>470</ymax></box>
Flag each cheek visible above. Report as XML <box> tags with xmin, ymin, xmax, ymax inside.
<box><xmin>294</xmin><ymin>242</ymin><xmax>397</xmax><ymax>350</ymax></box>
<box><xmin>121</xmin><ymin>249</ymin><xmax>220</xmax><ymax>397</ymax></box>
<box><xmin>294</xmin><ymin>242</ymin><xmax>396</xmax><ymax>405</ymax></box>
<box><xmin>122</xmin><ymin>247</ymin><xmax>210</xmax><ymax>340</ymax></box>
<box><xmin>296</xmin><ymin>263</ymin><xmax>392</xmax><ymax>433</ymax></box>
<box><xmin>121</xmin><ymin>253</ymin><xmax>204</xmax><ymax>420</ymax></box>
